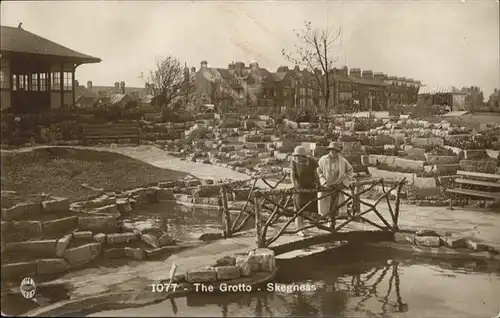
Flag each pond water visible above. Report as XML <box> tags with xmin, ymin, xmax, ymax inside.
<box><xmin>85</xmin><ymin>245</ymin><xmax>500</xmax><ymax>318</ymax></box>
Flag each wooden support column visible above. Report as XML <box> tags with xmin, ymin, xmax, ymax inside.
<box><xmin>254</xmin><ymin>195</ymin><xmax>264</xmax><ymax>248</ymax></box>
<box><xmin>72</xmin><ymin>64</ymin><xmax>76</xmax><ymax>107</ymax></box>
<box><xmin>60</xmin><ymin>62</ymin><xmax>64</xmax><ymax>108</ymax></box>
<box><xmin>220</xmin><ymin>187</ymin><xmax>231</xmax><ymax>238</ymax></box>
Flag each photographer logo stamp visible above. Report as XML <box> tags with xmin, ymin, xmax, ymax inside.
<box><xmin>20</xmin><ymin>277</ymin><xmax>36</xmax><ymax>299</ymax></box>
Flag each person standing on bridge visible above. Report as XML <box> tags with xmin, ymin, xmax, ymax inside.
<box><xmin>290</xmin><ymin>145</ymin><xmax>320</xmax><ymax>237</ymax></box>
<box><xmin>316</xmin><ymin>142</ymin><xmax>354</xmax><ymax>228</ymax></box>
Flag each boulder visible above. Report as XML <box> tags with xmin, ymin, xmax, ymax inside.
<box><xmin>235</xmin><ymin>254</ymin><xmax>252</xmax><ymax>277</ymax></box>
<box><xmin>124</xmin><ymin>247</ymin><xmax>146</xmax><ymax>260</ymax></box>
<box><xmin>73</xmin><ymin>231</ymin><xmax>93</xmax><ymax>240</ymax></box>
<box><xmin>215</xmin><ymin>256</ymin><xmax>236</xmax><ymax>267</ymax></box>
<box><xmin>93</xmin><ymin>233</ymin><xmax>107</xmax><ymax>243</ymax></box>
<box><xmin>415</xmin><ymin>230</ymin><xmax>440</xmax><ymax>237</ymax></box>
<box><xmin>1</xmin><ymin>202</ymin><xmax>42</xmax><ymax>221</ymax></box>
<box><xmin>56</xmin><ymin>234</ymin><xmax>72</xmax><ymax>257</ymax></box>
<box><xmin>2</xmin><ymin>221</ymin><xmax>43</xmax><ymax>241</ymax></box>
<box><xmin>215</xmin><ymin>265</ymin><xmax>241</xmax><ymax>280</ymax></box>
<box><xmin>64</xmin><ymin>243</ymin><xmax>101</xmax><ymax>267</ymax></box>
<box><xmin>107</xmin><ymin>232</ymin><xmax>138</xmax><ymax>245</ymax></box>
<box><xmin>141</xmin><ymin>234</ymin><xmax>160</xmax><ymax>248</ymax></box>
<box><xmin>159</xmin><ymin>233</ymin><xmax>175</xmax><ymax>247</ymax></box>
<box><xmin>42</xmin><ymin>216</ymin><xmax>78</xmax><ymax>234</ymax></box>
<box><xmin>42</xmin><ymin>198</ymin><xmax>70</xmax><ymax>214</ymax></box>
<box><xmin>247</xmin><ymin>248</ymin><xmax>276</xmax><ymax>272</ymax></box>
<box><xmin>36</xmin><ymin>259</ymin><xmax>70</xmax><ymax>275</ymax></box>
<box><xmin>394</xmin><ymin>232</ymin><xmax>414</xmax><ymax>245</ymax></box>
<box><xmin>1</xmin><ymin>262</ymin><xmax>37</xmax><ymax>280</ymax></box>
<box><xmin>5</xmin><ymin>240</ymin><xmax>57</xmax><ymax>257</ymax></box>
<box><xmin>186</xmin><ymin>269</ymin><xmax>217</xmax><ymax>283</ymax></box>
<box><xmin>414</xmin><ymin>236</ymin><xmax>440</xmax><ymax>247</ymax></box>
<box><xmin>78</xmin><ymin>216</ymin><xmax>118</xmax><ymax>233</ymax></box>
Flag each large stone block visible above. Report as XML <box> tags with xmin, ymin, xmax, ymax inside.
<box><xmin>1</xmin><ymin>202</ymin><xmax>43</xmax><ymax>221</ymax></box>
<box><xmin>93</xmin><ymin>204</ymin><xmax>119</xmax><ymax>216</ymax></box>
<box><xmin>125</xmin><ymin>247</ymin><xmax>146</xmax><ymax>260</ymax></box>
<box><xmin>56</xmin><ymin>234</ymin><xmax>72</xmax><ymax>257</ymax></box>
<box><xmin>73</xmin><ymin>231</ymin><xmax>93</xmax><ymax>240</ymax></box>
<box><xmin>5</xmin><ymin>240</ymin><xmax>57</xmax><ymax>257</ymax></box>
<box><xmin>186</xmin><ymin>269</ymin><xmax>217</xmax><ymax>283</ymax></box>
<box><xmin>78</xmin><ymin>216</ymin><xmax>118</xmax><ymax>232</ymax></box>
<box><xmin>235</xmin><ymin>255</ymin><xmax>252</xmax><ymax>277</ymax></box>
<box><xmin>414</xmin><ymin>236</ymin><xmax>440</xmax><ymax>247</ymax></box>
<box><xmin>425</xmin><ymin>155</ymin><xmax>459</xmax><ymax>165</ymax></box>
<box><xmin>215</xmin><ymin>256</ymin><xmax>236</xmax><ymax>267</ymax></box>
<box><xmin>248</xmin><ymin>248</ymin><xmax>276</xmax><ymax>272</ymax></box>
<box><xmin>42</xmin><ymin>198</ymin><xmax>70</xmax><ymax>214</ymax></box>
<box><xmin>104</xmin><ymin>247</ymin><xmax>127</xmax><ymax>258</ymax></box>
<box><xmin>64</xmin><ymin>243</ymin><xmax>101</xmax><ymax>267</ymax></box>
<box><xmin>107</xmin><ymin>232</ymin><xmax>138</xmax><ymax>245</ymax></box>
<box><xmin>395</xmin><ymin>158</ymin><xmax>425</xmax><ymax>171</ymax></box>
<box><xmin>93</xmin><ymin>233</ymin><xmax>107</xmax><ymax>243</ymax></box>
<box><xmin>36</xmin><ymin>259</ymin><xmax>70</xmax><ymax>275</ymax></box>
<box><xmin>141</xmin><ymin>234</ymin><xmax>160</xmax><ymax>248</ymax></box>
<box><xmin>159</xmin><ymin>233</ymin><xmax>175</xmax><ymax>246</ymax></box>
<box><xmin>42</xmin><ymin>216</ymin><xmax>78</xmax><ymax>234</ymax></box>
<box><xmin>2</xmin><ymin>220</ymin><xmax>43</xmax><ymax>241</ymax></box>
<box><xmin>1</xmin><ymin>262</ymin><xmax>37</xmax><ymax>280</ymax></box>
<box><xmin>394</xmin><ymin>232</ymin><xmax>414</xmax><ymax>245</ymax></box>
<box><xmin>215</xmin><ymin>265</ymin><xmax>241</xmax><ymax>281</ymax></box>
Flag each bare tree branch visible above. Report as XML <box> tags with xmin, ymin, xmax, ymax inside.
<box><xmin>283</xmin><ymin>21</ymin><xmax>341</xmax><ymax>114</ymax></box>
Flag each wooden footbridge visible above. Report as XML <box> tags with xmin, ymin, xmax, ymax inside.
<box><xmin>213</xmin><ymin>172</ymin><xmax>407</xmax><ymax>255</ymax></box>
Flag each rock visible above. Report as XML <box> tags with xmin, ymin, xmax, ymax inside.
<box><xmin>93</xmin><ymin>204</ymin><xmax>119</xmax><ymax>216</ymax></box>
<box><xmin>186</xmin><ymin>269</ymin><xmax>217</xmax><ymax>283</ymax></box>
<box><xmin>235</xmin><ymin>255</ymin><xmax>252</xmax><ymax>277</ymax></box>
<box><xmin>107</xmin><ymin>232</ymin><xmax>138</xmax><ymax>245</ymax></box>
<box><xmin>56</xmin><ymin>234</ymin><xmax>72</xmax><ymax>257</ymax></box>
<box><xmin>394</xmin><ymin>232</ymin><xmax>414</xmax><ymax>245</ymax></box>
<box><xmin>36</xmin><ymin>259</ymin><xmax>70</xmax><ymax>275</ymax></box>
<box><xmin>1</xmin><ymin>262</ymin><xmax>37</xmax><ymax>280</ymax></box>
<box><xmin>42</xmin><ymin>216</ymin><xmax>78</xmax><ymax>234</ymax></box>
<box><xmin>439</xmin><ymin>237</ymin><xmax>468</xmax><ymax>248</ymax></box>
<box><xmin>5</xmin><ymin>240</ymin><xmax>57</xmax><ymax>257</ymax></box>
<box><xmin>73</xmin><ymin>231</ymin><xmax>93</xmax><ymax>240</ymax></box>
<box><xmin>125</xmin><ymin>247</ymin><xmax>146</xmax><ymax>260</ymax></box>
<box><xmin>141</xmin><ymin>234</ymin><xmax>160</xmax><ymax>248</ymax></box>
<box><xmin>2</xmin><ymin>221</ymin><xmax>43</xmax><ymax>241</ymax></box>
<box><xmin>198</xmin><ymin>232</ymin><xmax>224</xmax><ymax>241</ymax></box>
<box><xmin>465</xmin><ymin>240</ymin><xmax>488</xmax><ymax>252</ymax></box>
<box><xmin>215</xmin><ymin>256</ymin><xmax>236</xmax><ymax>267</ymax></box>
<box><xmin>104</xmin><ymin>248</ymin><xmax>126</xmax><ymax>258</ymax></box>
<box><xmin>415</xmin><ymin>230</ymin><xmax>441</xmax><ymax>237</ymax></box>
<box><xmin>414</xmin><ymin>236</ymin><xmax>440</xmax><ymax>247</ymax></box>
<box><xmin>1</xmin><ymin>202</ymin><xmax>43</xmax><ymax>221</ymax></box>
<box><xmin>64</xmin><ymin>243</ymin><xmax>101</xmax><ymax>267</ymax></box>
<box><xmin>93</xmin><ymin>233</ymin><xmax>107</xmax><ymax>243</ymax></box>
<box><xmin>171</xmin><ymin>273</ymin><xmax>186</xmax><ymax>283</ymax></box>
<box><xmin>42</xmin><ymin>198</ymin><xmax>70</xmax><ymax>213</ymax></box>
<box><xmin>215</xmin><ymin>265</ymin><xmax>241</xmax><ymax>280</ymax></box>
<box><xmin>159</xmin><ymin>233</ymin><xmax>175</xmax><ymax>247</ymax></box>
<box><xmin>78</xmin><ymin>216</ymin><xmax>118</xmax><ymax>233</ymax></box>
<box><xmin>116</xmin><ymin>199</ymin><xmax>133</xmax><ymax>215</ymax></box>
<box><xmin>248</xmin><ymin>248</ymin><xmax>276</xmax><ymax>272</ymax></box>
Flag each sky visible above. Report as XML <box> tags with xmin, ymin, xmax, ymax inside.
<box><xmin>1</xmin><ymin>1</ymin><xmax>499</xmax><ymax>96</ymax></box>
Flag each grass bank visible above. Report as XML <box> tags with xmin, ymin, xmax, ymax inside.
<box><xmin>1</xmin><ymin>147</ymin><xmax>190</xmax><ymax>202</ymax></box>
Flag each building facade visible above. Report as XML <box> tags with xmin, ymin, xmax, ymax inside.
<box><xmin>0</xmin><ymin>25</ymin><xmax>101</xmax><ymax>113</ymax></box>
<box><xmin>193</xmin><ymin>60</ymin><xmax>421</xmax><ymax>116</ymax></box>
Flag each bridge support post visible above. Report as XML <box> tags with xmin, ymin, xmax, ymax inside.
<box><xmin>254</xmin><ymin>195</ymin><xmax>265</xmax><ymax>248</ymax></box>
<box><xmin>220</xmin><ymin>187</ymin><xmax>232</xmax><ymax>238</ymax></box>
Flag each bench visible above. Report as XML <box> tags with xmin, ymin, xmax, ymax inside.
<box><xmin>82</xmin><ymin>122</ymin><xmax>141</xmax><ymax>145</ymax></box>
<box><xmin>446</xmin><ymin>170</ymin><xmax>500</xmax><ymax>208</ymax></box>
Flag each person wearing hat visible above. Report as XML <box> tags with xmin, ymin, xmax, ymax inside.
<box><xmin>316</xmin><ymin>142</ymin><xmax>354</xmax><ymax>228</ymax></box>
<box><xmin>290</xmin><ymin>145</ymin><xmax>320</xmax><ymax>237</ymax></box>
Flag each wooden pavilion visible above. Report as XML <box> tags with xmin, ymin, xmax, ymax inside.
<box><xmin>0</xmin><ymin>25</ymin><xmax>101</xmax><ymax>113</ymax></box>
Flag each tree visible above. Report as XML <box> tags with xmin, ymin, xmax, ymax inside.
<box><xmin>210</xmin><ymin>81</ymin><xmax>235</xmax><ymax>113</ymax></box>
<box><xmin>146</xmin><ymin>56</ymin><xmax>195</xmax><ymax>111</ymax></box>
<box><xmin>282</xmin><ymin>21</ymin><xmax>341</xmax><ymax>114</ymax></box>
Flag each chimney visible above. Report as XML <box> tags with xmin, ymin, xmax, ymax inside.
<box><xmin>342</xmin><ymin>66</ymin><xmax>348</xmax><ymax>76</ymax></box>
<box><xmin>228</xmin><ymin>63</ymin><xmax>235</xmax><ymax>70</ymax></box>
<box><xmin>374</xmin><ymin>72</ymin><xmax>385</xmax><ymax>81</ymax></box>
<box><xmin>234</xmin><ymin>61</ymin><xmax>245</xmax><ymax>75</ymax></box>
<box><xmin>191</xmin><ymin>67</ymin><xmax>196</xmax><ymax>73</ymax></box>
<box><xmin>350</xmin><ymin>68</ymin><xmax>361</xmax><ymax>78</ymax></box>
<box><xmin>120</xmin><ymin>81</ymin><xmax>125</xmax><ymax>94</ymax></box>
<box><xmin>114</xmin><ymin>82</ymin><xmax>120</xmax><ymax>92</ymax></box>
<box><xmin>200</xmin><ymin>60</ymin><xmax>208</xmax><ymax>68</ymax></box>
<box><xmin>250</xmin><ymin>62</ymin><xmax>259</xmax><ymax>69</ymax></box>
<box><xmin>87</xmin><ymin>81</ymin><xmax>93</xmax><ymax>90</ymax></box>
<box><xmin>294</xmin><ymin>65</ymin><xmax>300</xmax><ymax>72</ymax></box>
<box><xmin>362</xmin><ymin>70</ymin><xmax>374</xmax><ymax>80</ymax></box>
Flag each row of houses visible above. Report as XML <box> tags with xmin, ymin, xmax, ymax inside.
<box><xmin>192</xmin><ymin>60</ymin><xmax>422</xmax><ymax>115</ymax></box>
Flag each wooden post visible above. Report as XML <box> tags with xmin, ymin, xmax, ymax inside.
<box><xmin>220</xmin><ymin>187</ymin><xmax>231</xmax><ymax>238</ymax></box>
<box><xmin>254</xmin><ymin>195</ymin><xmax>264</xmax><ymax>248</ymax></box>
<box><xmin>353</xmin><ymin>185</ymin><xmax>361</xmax><ymax>216</ymax></box>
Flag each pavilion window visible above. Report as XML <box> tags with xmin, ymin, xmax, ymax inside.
<box><xmin>31</xmin><ymin>73</ymin><xmax>39</xmax><ymax>91</ymax></box>
<box><xmin>0</xmin><ymin>70</ymin><xmax>9</xmax><ymax>89</ymax></box>
<box><xmin>63</xmin><ymin>72</ymin><xmax>73</xmax><ymax>91</ymax></box>
<box><xmin>12</xmin><ymin>75</ymin><xmax>17</xmax><ymax>91</ymax></box>
<box><xmin>51</xmin><ymin>72</ymin><xmax>61</xmax><ymax>91</ymax></box>
<box><xmin>18</xmin><ymin>74</ymin><xmax>29</xmax><ymax>91</ymax></box>
<box><xmin>39</xmin><ymin>73</ymin><xmax>48</xmax><ymax>91</ymax></box>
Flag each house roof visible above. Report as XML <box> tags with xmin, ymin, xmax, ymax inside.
<box><xmin>1</xmin><ymin>25</ymin><xmax>101</xmax><ymax>63</ymax></box>
<box><xmin>418</xmin><ymin>86</ymin><xmax>466</xmax><ymax>95</ymax></box>
<box><xmin>333</xmin><ymin>73</ymin><xmax>388</xmax><ymax>86</ymax></box>
<box><xmin>109</xmin><ymin>93</ymin><xmax>133</xmax><ymax>105</ymax></box>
